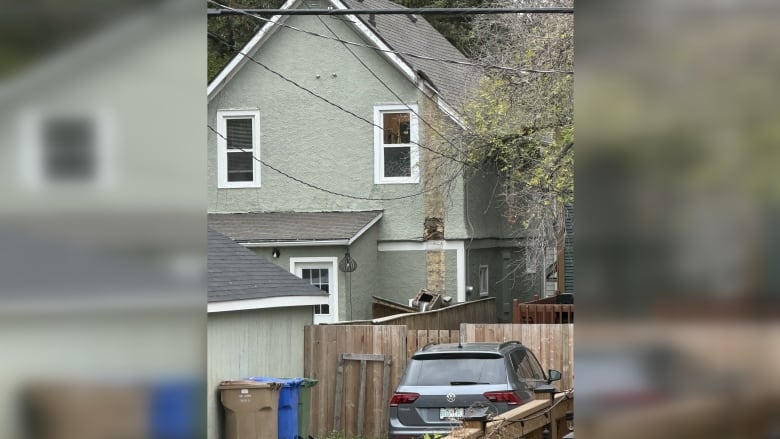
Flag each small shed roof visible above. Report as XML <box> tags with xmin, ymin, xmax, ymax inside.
<box><xmin>207</xmin><ymin>210</ymin><xmax>383</xmax><ymax>245</ymax></box>
<box><xmin>208</xmin><ymin>228</ymin><xmax>326</xmax><ymax>303</ymax></box>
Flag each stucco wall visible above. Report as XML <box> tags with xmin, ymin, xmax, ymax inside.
<box><xmin>207</xmin><ymin>13</ymin><xmax>468</xmax><ymax>242</ymax></box>
<box><xmin>207</xmin><ymin>307</ymin><xmax>312</xmax><ymax>439</ymax></box>
<box><xmin>345</xmin><ymin>225</ymin><xmax>379</xmax><ymax>320</ymax></box>
<box><xmin>376</xmin><ymin>249</ymin><xmax>457</xmax><ymax>306</ymax></box>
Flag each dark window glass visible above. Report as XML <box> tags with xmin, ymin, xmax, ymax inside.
<box><xmin>43</xmin><ymin>116</ymin><xmax>95</xmax><ymax>181</ymax></box>
<box><xmin>226</xmin><ymin>152</ymin><xmax>253</xmax><ymax>182</ymax></box>
<box><xmin>404</xmin><ymin>357</ymin><xmax>507</xmax><ymax>386</ymax></box>
<box><xmin>226</xmin><ymin>118</ymin><xmax>253</xmax><ymax>150</ymax></box>
<box><xmin>384</xmin><ymin>147</ymin><xmax>411</xmax><ymax>177</ymax></box>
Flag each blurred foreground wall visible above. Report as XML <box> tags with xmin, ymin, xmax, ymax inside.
<box><xmin>0</xmin><ymin>1</ymin><xmax>206</xmax><ymax>438</ymax></box>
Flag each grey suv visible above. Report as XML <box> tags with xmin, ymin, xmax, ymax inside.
<box><xmin>389</xmin><ymin>341</ymin><xmax>561</xmax><ymax>439</ymax></box>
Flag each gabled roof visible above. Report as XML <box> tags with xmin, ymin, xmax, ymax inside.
<box><xmin>208</xmin><ymin>210</ymin><xmax>383</xmax><ymax>246</ymax></box>
<box><xmin>341</xmin><ymin>0</ymin><xmax>476</xmax><ymax>108</ymax></box>
<box><xmin>207</xmin><ymin>0</ymin><xmax>475</xmax><ymax>113</ymax></box>
<box><xmin>208</xmin><ymin>228</ymin><xmax>327</xmax><ymax>307</ymax></box>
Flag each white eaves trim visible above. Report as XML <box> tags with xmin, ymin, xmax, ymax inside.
<box><xmin>205</xmin><ymin>0</ymin><xmax>466</xmax><ymax>130</ymax></box>
<box><xmin>208</xmin><ymin>294</ymin><xmax>327</xmax><ymax>313</ymax></box>
<box><xmin>349</xmin><ymin>211</ymin><xmax>383</xmax><ymax>245</ymax></box>
<box><xmin>207</xmin><ymin>0</ymin><xmax>297</xmax><ymax>101</ymax></box>
<box><xmin>238</xmin><ymin>211</ymin><xmax>383</xmax><ymax>248</ymax></box>
<box><xmin>378</xmin><ymin>240</ymin><xmax>466</xmax><ymax>303</ymax></box>
<box><xmin>243</xmin><ymin>240</ymin><xmax>349</xmax><ymax>248</ymax></box>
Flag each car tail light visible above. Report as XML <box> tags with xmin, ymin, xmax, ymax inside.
<box><xmin>483</xmin><ymin>391</ymin><xmax>522</xmax><ymax>405</ymax></box>
<box><xmin>390</xmin><ymin>392</ymin><xmax>420</xmax><ymax>406</ymax></box>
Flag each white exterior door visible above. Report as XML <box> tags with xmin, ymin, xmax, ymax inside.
<box><xmin>291</xmin><ymin>258</ymin><xmax>338</xmax><ymax>324</ymax></box>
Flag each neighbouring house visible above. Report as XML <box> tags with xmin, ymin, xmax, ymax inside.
<box><xmin>207</xmin><ymin>228</ymin><xmax>327</xmax><ymax>439</ymax></box>
<box><xmin>207</xmin><ymin>0</ymin><xmax>546</xmax><ymax>323</ymax></box>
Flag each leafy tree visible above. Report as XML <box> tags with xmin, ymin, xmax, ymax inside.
<box><xmin>207</xmin><ymin>0</ymin><xmax>285</xmax><ymax>81</ymax></box>
<box><xmin>459</xmin><ymin>0</ymin><xmax>573</xmax><ymax>281</ymax></box>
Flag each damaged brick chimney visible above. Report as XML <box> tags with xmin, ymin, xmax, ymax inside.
<box><xmin>419</xmin><ymin>84</ymin><xmax>447</xmax><ymax>294</ymax></box>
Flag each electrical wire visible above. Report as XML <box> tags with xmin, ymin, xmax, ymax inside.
<box><xmin>208</xmin><ymin>125</ymin><xmax>462</xmax><ymax>201</ymax></box>
<box><xmin>314</xmin><ymin>14</ymin><xmax>476</xmax><ymax>164</ymax></box>
<box><xmin>207</xmin><ymin>0</ymin><xmax>573</xmax><ymax>75</ymax></box>
<box><xmin>208</xmin><ymin>32</ymin><xmax>477</xmax><ymax>169</ymax></box>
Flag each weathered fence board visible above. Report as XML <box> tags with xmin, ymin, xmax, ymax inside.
<box><xmin>461</xmin><ymin>324</ymin><xmax>574</xmax><ymax>392</ymax></box>
<box><xmin>305</xmin><ymin>323</ymin><xmax>573</xmax><ymax>438</ymax></box>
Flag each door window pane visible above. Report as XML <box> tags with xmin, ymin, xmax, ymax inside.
<box><xmin>303</xmin><ymin>267</ymin><xmax>330</xmax><ymax>315</ymax></box>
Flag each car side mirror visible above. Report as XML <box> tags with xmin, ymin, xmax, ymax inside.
<box><xmin>547</xmin><ymin>369</ymin><xmax>562</xmax><ymax>384</ymax></box>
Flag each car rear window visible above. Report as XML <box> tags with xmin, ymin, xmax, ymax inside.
<box><xmin>403</xmin><ymin>354</ymin><xmax>508</xmax><ymax>386</ymax></box>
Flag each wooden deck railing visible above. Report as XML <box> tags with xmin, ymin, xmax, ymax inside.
<box><xmin>445</xmin><ymin>391</ymin><xmax>574</xmax><ymax>439</ymax></box>
<box><xmin>513</xmin><ymin>300</ymin><xmax>574</xmax><ymax>324</ymax></box>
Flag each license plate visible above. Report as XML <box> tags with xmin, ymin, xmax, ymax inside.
<box><xmin>439</xmin><ymin>408</ymin><xmax>464</xmax><ymax>419</ymax></box>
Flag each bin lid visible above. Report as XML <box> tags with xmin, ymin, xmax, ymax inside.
<box><xmin>248</xmin><ymin>377</ymin><xmax>305</xmax><ymax>388</ymax></box>
<box><xmin>300</xmin><ymin>378</ymin><xmax>318</xmax><ymax>388</ymax></box>
<box><xmin>218</xmin><ymin>380</ymin><xmax>282</xmax><ymax>390</ymax></box>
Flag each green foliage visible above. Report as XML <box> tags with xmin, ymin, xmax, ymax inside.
<box><xmin>207</xmin><ymin>0</ymin><xmax>287</xmax><ymax>81</ymax></box>
<box><xmin>456</xmin><ymin>0</ymin><xmax>573</xmax><ymax>251</ymax></box>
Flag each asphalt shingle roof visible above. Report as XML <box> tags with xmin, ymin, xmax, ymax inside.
<box><xmin>342</xmin><ymin>0</ymin><xmax>477</xmax><ymax>108</ymax></box>
<box><xmin>207</xmin><ymin>211</ymin><xmax>383</xmax><ymax>243</ymax></box>
<box><xmin>208</xmin><ymin>228</ymin><xmax>327</xmax><ymax>302</ymax></box>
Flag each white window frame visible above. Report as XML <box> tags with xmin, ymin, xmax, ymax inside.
<box><xmin>290</xmin><ymin>257</ymin><xmax>339</xmax><ymax>324</ymax></box>
<box><xmin>479</xmin><ymin>265</ymin><xmax>490</xmax><ymax>297</ymax></box>
<box><xmin>373</xmin><ymin>104</ymin><xmax>419</xmax><ymax>184</ymax></box>
<box><xmin>216</xmin><ymin>109</ymin><xmax>261</xmax><ymax>189</ymax></box>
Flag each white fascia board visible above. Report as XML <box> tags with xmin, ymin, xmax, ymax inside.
<box><xmin>242</xmin><ymin>240</ymin><xmax>349</xmax><ymax>248</ymax></box>
<box><xmin>329</xmin><ymin>0</ymin><xmax>416</xmax><ymax>82</ymax></box>
<box><xmin>207</xmin><ymin>0</ymin><xmax>298</xmax><ymax>101</ymax></box>
<box><xmin>348</xmin><ymin>212</ymin><xmax>383</xmax><ymax>245</ymax></box>
<box><xmin>431</xmin><ymin>90</ymin><xmax>467</xmax><ymax>130</ymax></box>
<box><xmin>207</xmin><ymin>294</ymin><xmax>327</xmax><ymax>313</ymax></box>
<box><xmin>377</xmin><ymin>240</ymin><xmax>463</xmax><ymax>252</ymax></box>
<box><xmin>377</xmin><ymin>240</ymin><xmax>466</xmax><ymax>302</ymax></box>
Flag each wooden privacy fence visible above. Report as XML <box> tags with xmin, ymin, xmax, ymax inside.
<box><xmin>513</xmin><ymin>300</ymin><xmax>574</xmax><ymax>324</ymax></box>
<box><xmin>304</xmin><ymin>324</ymin><xmax>573</xmax><ymax>439</ymax></box>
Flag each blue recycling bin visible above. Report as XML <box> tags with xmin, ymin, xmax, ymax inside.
<box><xmin>249</xmin><ymin>377</ymin><xmax>305</xmax><ymax>439</ymax></box>
<box><xmin>149</xmin><ymin>379</ymin><xmax>200</xmax><ymax>439</ymax></box>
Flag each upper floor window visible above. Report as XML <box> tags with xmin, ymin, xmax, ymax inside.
<box><xmin>216</xmin><ymin>109</ymin><xmax>261</xmax><ymax>188</ymax></box>
<box><xmin>373</xmin><ymin>104</ymin><xmax>419</xmax><ymax>184</ymax></box>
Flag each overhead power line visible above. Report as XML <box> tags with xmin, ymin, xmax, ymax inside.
<box><xmin>207</xmin><ymin>7</ymin><xmax>574</xmax><ymax>16</ymax></box>
<box><xmin>207</xmin><ymin>125</ymin><xmax>462</xmax><ymax>201</ymax></box>
<box><xmin>207</xmin><ymin>0</ymin><xmax>573</xmax><ymax>75</ymax></box>
<box><xmin>208</xmin><ymin>32</ymin><xmax>477</xmax><ymax>169</ymax></box>
<box><xmin>314</xmin><ymin>15</ymin><xmax>475</xmax><ymax>163</ymax></box>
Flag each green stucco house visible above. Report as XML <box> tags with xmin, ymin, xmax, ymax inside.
<box><xmin>207</xmin><ymin>0</ymin><xmax>546</xmax><ymax>323</ymax></box>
